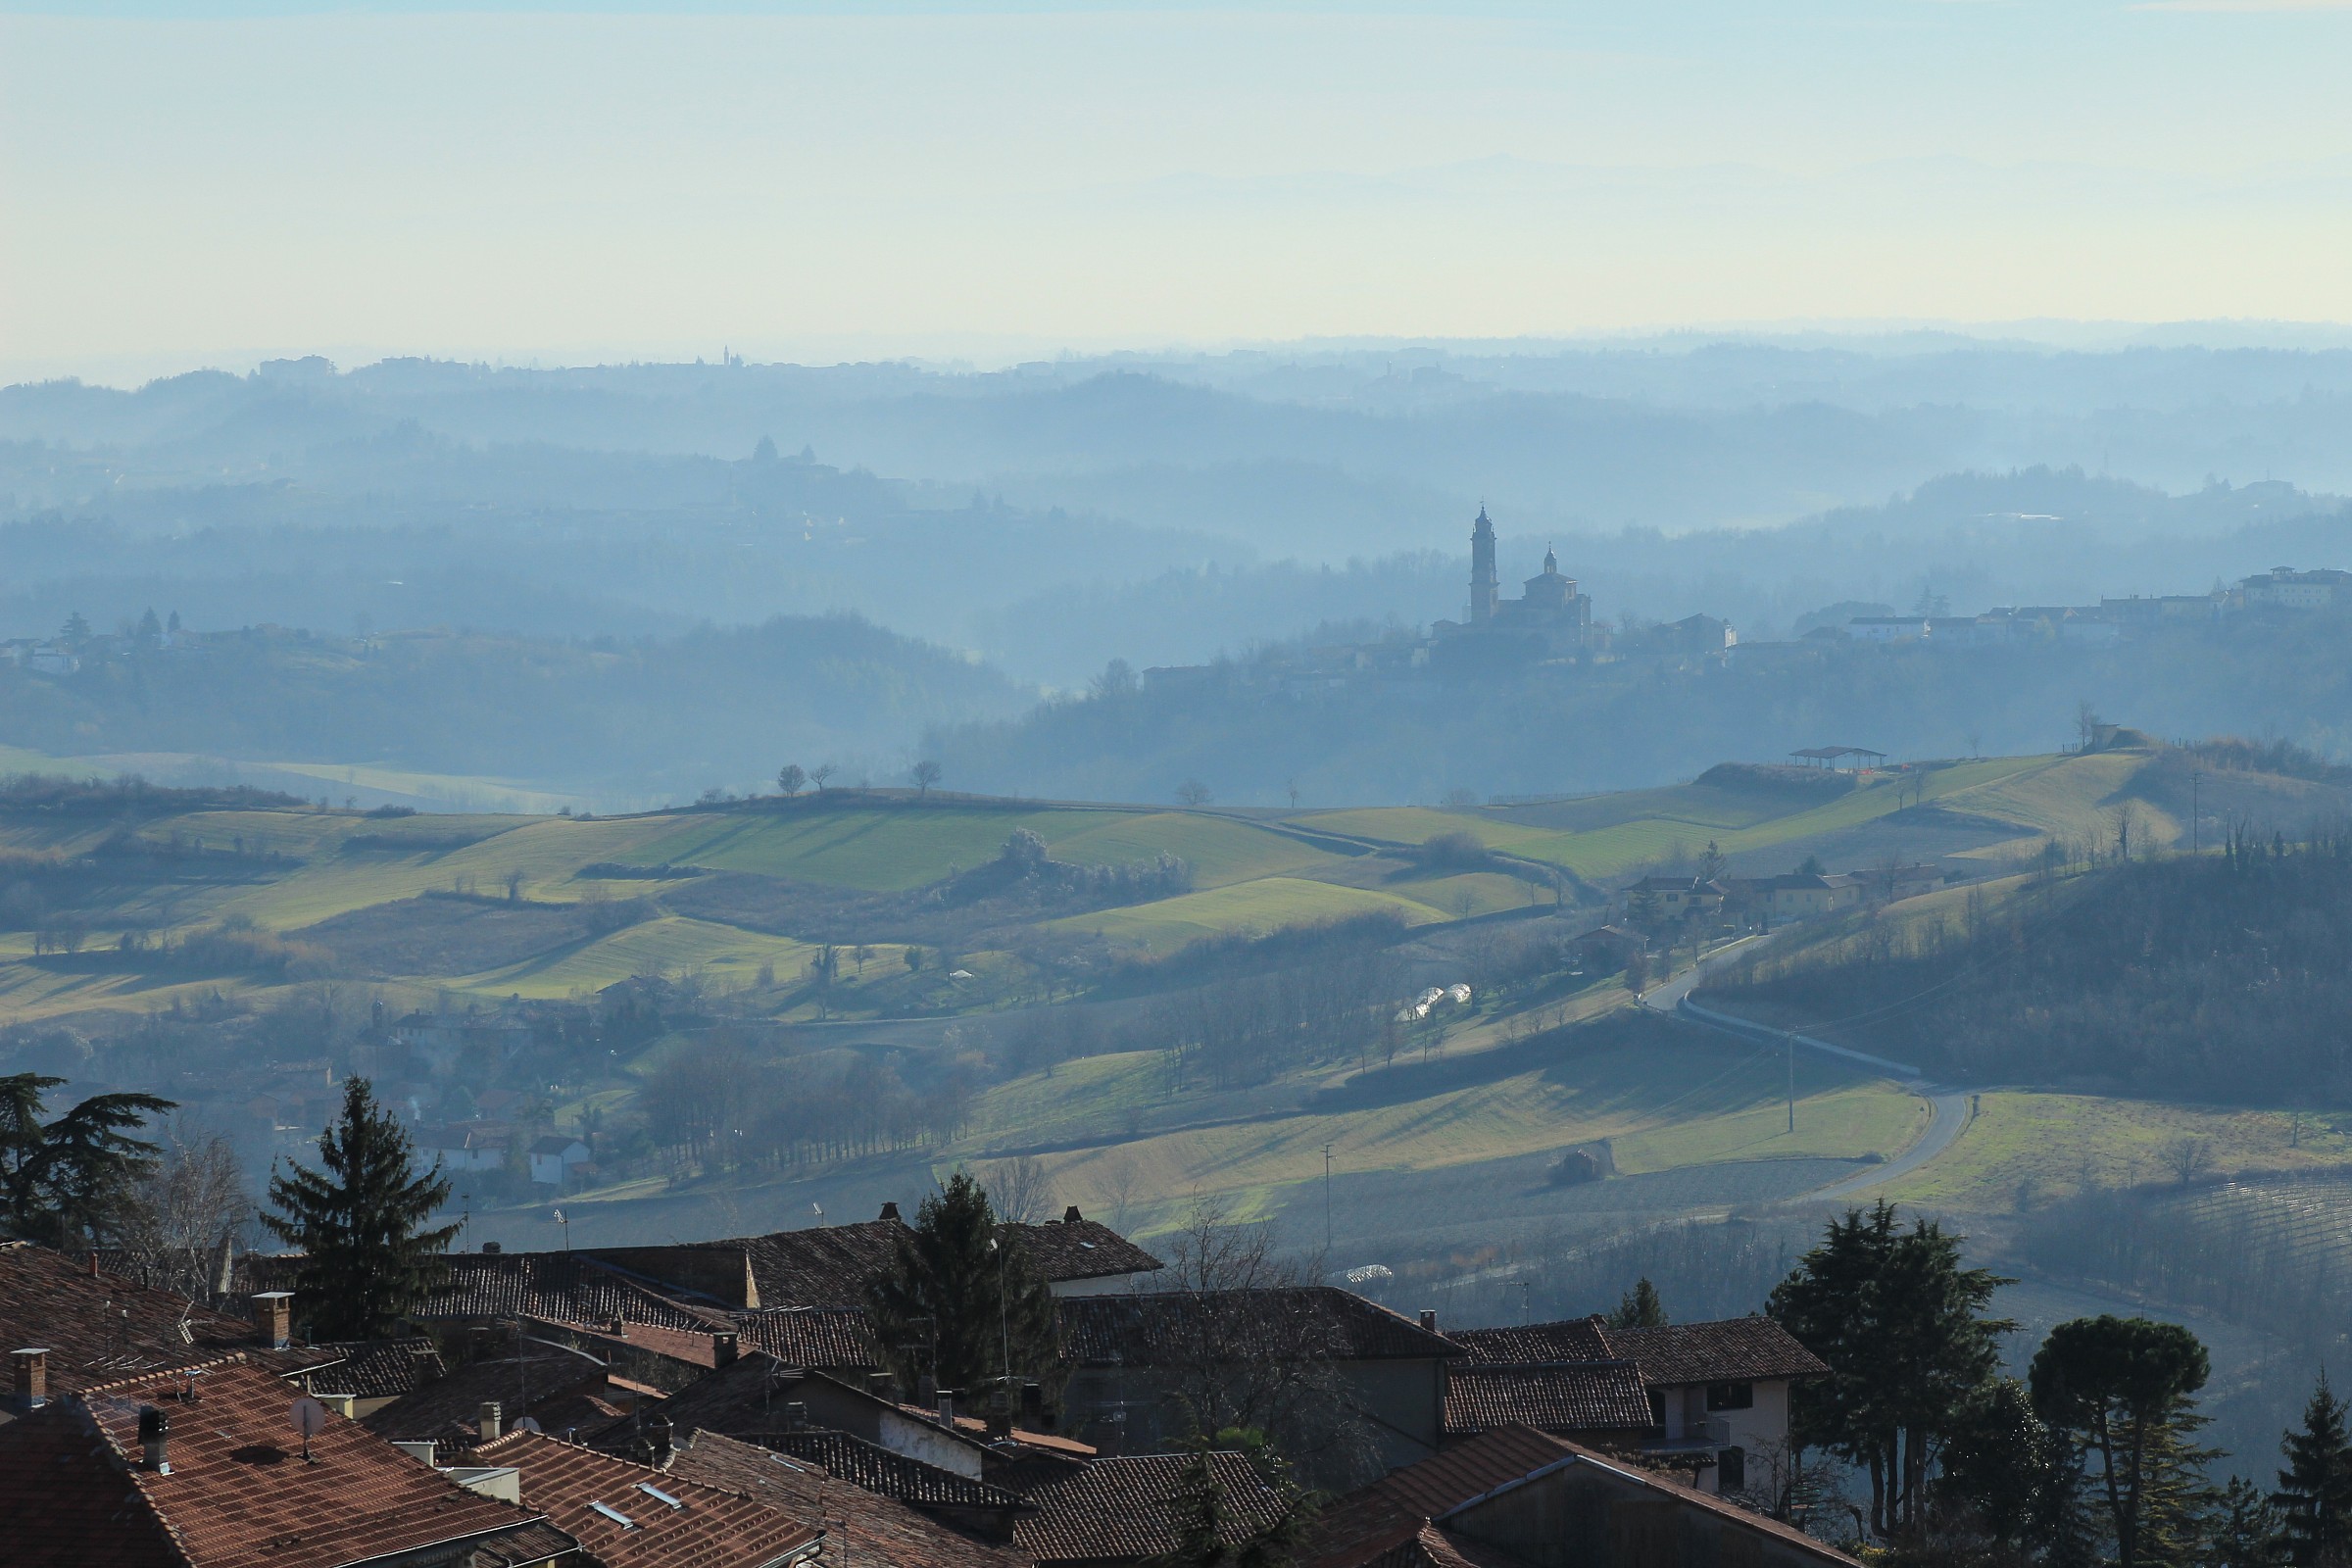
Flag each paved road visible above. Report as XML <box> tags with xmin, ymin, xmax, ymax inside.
<box><xmin>1642</xmin><ymin>943</ymin><xmax>1973</xmax><ymax>1201</ymax></box>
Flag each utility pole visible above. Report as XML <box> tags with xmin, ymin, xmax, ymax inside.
<box><xmin>2191</xmin><ymin>768</ymin><xmax>2201</xmax><ymax>856</ymax></box>
<box><xmin>1786</xmin><ymin>1031</ymin><xmax>1795</xmax><ymax>1133</ymax></box>
<box><xmin>1322</xmin><ymin>1144</ymin><xmax>1334</xmax><ymax>1257</ymax></box>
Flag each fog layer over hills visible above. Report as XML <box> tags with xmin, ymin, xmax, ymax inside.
<box><xmin>3</xmin><ymin>337</ymin><xmax>2349</xmax><ymax>802</ymax></box>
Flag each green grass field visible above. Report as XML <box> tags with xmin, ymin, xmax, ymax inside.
<box><xmin>1050</xmin><ymin>876</ymin><xmax>1450</xmax><ymax>950</ymax></box>
<box><xmin>1880</xmin><ymin>1090</ymin><xmax>2352</xmax><ymax>1211</ymax></box>
<box><xmin>968</xmin><ymin>1030</ymin><xmax>1930</xmax><ymax>1230</ymax></box>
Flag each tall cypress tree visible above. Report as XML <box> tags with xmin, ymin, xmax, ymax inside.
<box><xmin>866</xmin><ymin>1170</ymin><xmax>1059</xmax><ymax>1402</ymax></box>
<box><xmin>2275</xmin><ymin>1374</ymin><xmax>2352</xmax><ymax>1567</ymax></box>
<box><xmin>263</xmin><ymin>1077</ymin><xmax>458</xmax><ymax>1340</ymax></box>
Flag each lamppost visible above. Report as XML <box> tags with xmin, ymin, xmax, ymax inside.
<box><xmin>986</xmin><ymin>1237</ymin><xmax>1012</xmax><ymax>1425</ymax></box>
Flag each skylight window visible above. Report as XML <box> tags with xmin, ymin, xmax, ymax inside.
<box><xmin>589</xmin><ymin>1500</ymin><xmax>636</xmax><ymax>1529</ymax></box>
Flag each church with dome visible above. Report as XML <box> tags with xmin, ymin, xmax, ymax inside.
<box><xmin>1433</xmin><ymin>505</ymin><xmax>1596</xmax><ymax>655</ymax></box>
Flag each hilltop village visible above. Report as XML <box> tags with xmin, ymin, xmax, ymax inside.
<box><xmin>1139</xmin><ymin>510</ymin><xmax>2352</xmax><ymax>699</ymax></box>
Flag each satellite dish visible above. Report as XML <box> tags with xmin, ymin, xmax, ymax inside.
<box><xmin>519</xmin><ymin>1416</ymin><xmax>544</xmax><ymax>1435</ymax></box>
<box><xmin>289</xmin><ymin>1396</ymin><xmax>329</xmax><ymax>1463</ymax></box>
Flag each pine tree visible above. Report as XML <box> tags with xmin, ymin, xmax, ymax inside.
<box><xmin>2216</xmin><ymin>1478</ymin><xmax>2286</xmax><ymax>1568</ymax></box>
<box><xmin>1161</xmin><ymin>1427</ymin><xmax>1319</xmax><ymax>1568</ymax></box>
<box><xmin>2275</xmin><ymin>1374</ymin><xmax>2352</xmax><ymax>1566</ymax></box>
<box><xmin>0</xmin><ymin>1071</ymin><xmax>174</xmax><ymax>1248</ymax></box>
<box><xmin>865</xmin><ymin>1171</ymin><xmax>1059</xmax><ymax>1404</ymax></box>
<box><xmin>2030</xmin><ymin>1315</ymin><xmax>2212</xmax><ymax>1568</ymax></box>
<box><xmin>1607</xmin><ymin>1277</ymin><xmax>1668</xmax><ymax>1330</ymax></box>
<box><xmin>263</xmin><ymin>1078</ymin><xmax>458</xmax><ymax>1340</ymax></box>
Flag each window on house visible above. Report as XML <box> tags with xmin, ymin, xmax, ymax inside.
<box><xmin>1706</xmin><ymin>1381</ymin><xmax>1754</xmax><ymax>1410</ymax></box>
<box><xmin>1718</xmin><ymin>1446</ymin><xmax>1745</xmax><ymax>1491</ymax></box>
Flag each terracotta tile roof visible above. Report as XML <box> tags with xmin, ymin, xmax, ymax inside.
<box><xmin>1057</xmin><ymin>1288</ymin><xmax>1460</xmax><ymax>1367</ymax></box>
<box><xmin>735</xmin><ymin>1307</ymin><xmax>881</xmax><ymax>1369</ymax></box>
<box><xmin>1442</xmin><ymin>1361</ymin><xmax>1656</xmax><ymax>1438</ymax></box>
<box><xmin>430</xmin><ymin>1252</ymin><xmax>732</xmax><ymax>1333</ymax></box>
<box><xmin>591</xmin><ymin>1353</ymin><xmax>828</xmax><ymax>1446</ymax></box>
<box><xmin>1358</xmin><ymin>1522</ymin><xmax>1536</xmax><ymax>1568</ymax></box>
<box><xmin>1602</xmin><ymin>1318</ymin><xmax>1828</xmax><ymax>1386</ymax></box>
<box><xmin>1307</xmin><ymin>1426</ymin><xmax>1860</xmax><ymax>1568</ymax></box>
<box><xmin>472</xmin><ymin>1428</ymin><xmax>821</xmax><ymax>1568</ymax></box>
<box><xmin>296</xmin><ymin>1338</ymin><xmax>446</xmax><ymax>1400</ymax></box>
<box><xmin>595</xmin><ymin>1212</ymin><xmax>1161</xmax><ymax>1313</ymax></box>
<box><xmin>1004</xmin><ymin>1214</ymin><xmax>1163</xmax><ymax>1284</ymax></box>
<box><xmin>754</xmin><ymin>1429</ymin><xmax>1033</xmax><ymax>1512</ymax></box>
<box><xmin>665</xmin><ymin>1429</ymin><xmax>1028</xmax><ymax>1568</ymax></box>
<box><xmin>0</xmin><ymin>1241</ymin><xmax>267</xmax><ymax>1394</ymax></box>
<box><xmin>535</xmin><ymin>1315</ymin><xmax>729</xmax><ymax>1372</ymax></box>
<box><xmin>1312</xmin><ymin>1424</ymin><xmax>1579</xmax><ymax>1563</ymax></box>
<box><xmin>0</xmin><ymin>1403</ymin><xmax>180</xmax><ymax>1568</ymax></box>
<box><xmin>1014</xmin><ymin>1452</ymin><xmax>1291</xmax><ymax>1566</ymax></box>
<box><xmin>1445</xmin><ymin>1317</ymin><xmax>1612</xmax><ymax>1365</ymax></box>
<box><xmin>362</xmin><ymin>1338</ymin><xmax>614</xmax><ymax>1443</ymax></box>
<box><xmin>9</xmin><ymin>1353</ymin><xmax>571</xmax><ymax>1568</ymax></box>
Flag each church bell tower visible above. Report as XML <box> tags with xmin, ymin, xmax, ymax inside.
<box><xmin>1468</xmin><ymin>506</ymin><xmax>1498</xmax><ymax>623</ymax></box>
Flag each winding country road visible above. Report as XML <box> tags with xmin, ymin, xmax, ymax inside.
<box><xmin>1641</xmin><ymin>939</ymin><xmax>1973</xmax><ymax>1200</ymax></box>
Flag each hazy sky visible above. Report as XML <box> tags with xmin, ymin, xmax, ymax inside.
<box><xmin>6</xmin><ymin>1</ymin><xmax>2352</xmax><ymax>380</ymax></box>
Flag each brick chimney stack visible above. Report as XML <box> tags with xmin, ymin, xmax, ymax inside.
<box><xmin>1063</xmin><ymin>1204</ymin><xmax>1083</xmax><ymax>1224</ymax></box>
<box><xmin>711</xmin><ymin>1331</ymin><xmax>739</xmax><ymax>1366</ymax></box>
<box><xmin>253</xmin><ymin>1292</ymin><xmax>294</xmax><ymax>1350</ymax></box>
<box><xmin>477</xmin><ymin>1401</ymin><xmax>503</xmax><ymax>1443</ymax></box>
<box><xmin>1420</xmin><ymin>1309</ymin><xmax>1438</xmax><ymax>1334</ymax></box>
<box><xmin>878</xmin><ymin>1200</ymin><xmax>901</xmax><ymax>1222</ymax></box>
<box><xmin>13</xmin><ymin>1348</ymin><xmax>48</xmax><ymax>1408</ymax></box>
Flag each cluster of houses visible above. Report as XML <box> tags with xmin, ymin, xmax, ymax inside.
<box><xmin>1826</xmin><ymin>565</ymin><xmax>2352</xmax><ymax>650</ymax></box>
<box><xmin>0</xmin><ymin>1204</ymin><xmax>1854</xmax><ymax>1568</ymax></box>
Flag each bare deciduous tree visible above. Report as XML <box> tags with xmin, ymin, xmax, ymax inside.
<box><xmin>120</xmin><ymin>1128</ymin><xmax>251</xmax><ymax>1305</ymax></box>
<box><xmin>910</xmin><ymin>760</ymin><xmax>943</xmax><ymax>799</ymax></box>
<box><xmin>984</xmin><ymin>1153</ymin><xmax>1054</xmax><ymax>1224</ymax></box>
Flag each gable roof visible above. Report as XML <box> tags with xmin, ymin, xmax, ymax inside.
<box><xmin>1015</xmin><ymin>1452</ymin><xmax>1291</xmax><ymax>1565</ymax></box>
<box><xmin>1446</xmin><ymin>1317</ymin><xmax>1612</xmax><ymax>1366</ymax></box>
<box><xmin>1309</xmin><ymin>1426</ymin><xmax>1860</xmax><ymax>1568</ymax></box>
<box><xmin>430</xmin><ymin>1251</ymin><xmax>733</xmax><ymax>1332</ymax></box>
<box><xmin>736</xmin><ymin>1306</ymin><xmax>882</xmax><ymax>1369</ymax></box>
<box><xmin>0</xmin><ymin>1242</ymin><xmax>273</xmax><ymax>1395</ymax></box>
<box><xmin>361</xmin><ymin>1335</ymin><xmax>614</xmax><ymax>1443</ymax></box>
<box><xmin>1447</xmin><ymin>1314</ymin><xmax>1826</xmax><ymax>1389</ymax></box>
<box><xmin>752</xmin><ymin>1428</ymin><xmax>1033</xmax><ymax>1513</ymax></box>
<box><xmin>472</xmin><ymin>1428</ymin><xmax>820</xmax><ymax>1568</ymax></box>
<box><xmin>604</xmin><ymin>1212</ymin><xmax>1164</xmax><ymax>1312</ymax></box>
<box><xmin>296</xmin><ymin>1338</ymin><xmax>447</xmax><ymax>1401</ymax></box>
<box><xmin>1603</xmin><ymin>1318</ymin><xmax>1828</xmax><ymax>1386</ymax></box>
<box><xmin>1442</xmin><ymin>1361</ymin><xmax>1655</xmax><ymax>1438</ymax></box>
<box><xmin>1057</xmin><ymin>1288</ymin><xmax>1459</xmax><ymax>1367</ymax></box>
<box><xmin>6</xmin><ymin>1353</ymin><xmax>570</xmax><ymax>1568</ymax></box>
<box><xmin>664</xmin><ymin>1429</ymin><xmax>1028</xmax><ymax>1568</ymax></box>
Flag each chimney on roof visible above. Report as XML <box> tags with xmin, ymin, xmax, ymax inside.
<box><xmin>878</xmin><ymin>1200</ymin><xmax>901</xmax><ymax>1222</ymax></box>
<box><xmin>253</xmin><ymin>1292</ymin><xmax>294</xmax><ymax>1350</ymax></box>
<box><xmin>937</xmin><ymin>1390</ymin><xmax>956</xmax><ymax>1426</ymax></box>
<box><xmin>1420</xmin><ymin>1309</ymin><xmax>1438</xmax><ymax>1334</ymax></box>
<box><xmin>987</xmin><ymin>1389</ymin><xmax>1011</xmax><ymax>1438</ymax></box>
<box><xmin>785</xmin><ymin>1400</ymin><xmax>808</xmax><ymax>1431</ymax></box>
<box><xmin>87</xmin><ymin>1250</ymin><xmax>100</xmax><ymax>1278</ymax></box>
<box><xmin>1020</xmin><ymin>1381</ymin><xmax>1044</xmax><ymax>1429</ymax></box>
<box><xmin>481</xmin><ymin>1241</ymin><xmax>502</xmax><ymax>1254</ymax></box>
<box><xmin>138</xmin><ymin>1405</ymin><xmax>172</xmax><ymax>1474</ymax></box>
<box><xmin>646</xmin><ymin>1412</ymin><xmax>674</xmax><ymax>1471</ymax></box>
<box><xmin>867</xmin><ymin>1372</ymin><xmax>896</xmax><ymax>1402</ymax></box>
<box><xmin>14</xmin><ymin>1348</ymin><xmax>48</xmax><ymax>1408</ymax></box>
<box><xmin>1062</xmin><ymin>1204</ymin><xmax>1083</xmax><ymax>1224</ymax></box>
<box><xmin>478</xmin><ymin>1400</ymin><xmax>503</xmax><ymax>1443</ymax></box>
<box><xmin>609</xmin><ymin>1315</ymin><xmax>627</xmax><ymax>1337</ymax></box>
<box><xmin>711</xmin><ymin>1331</ymin><xmax>739</xmax><ymax>1366</ymax></box>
